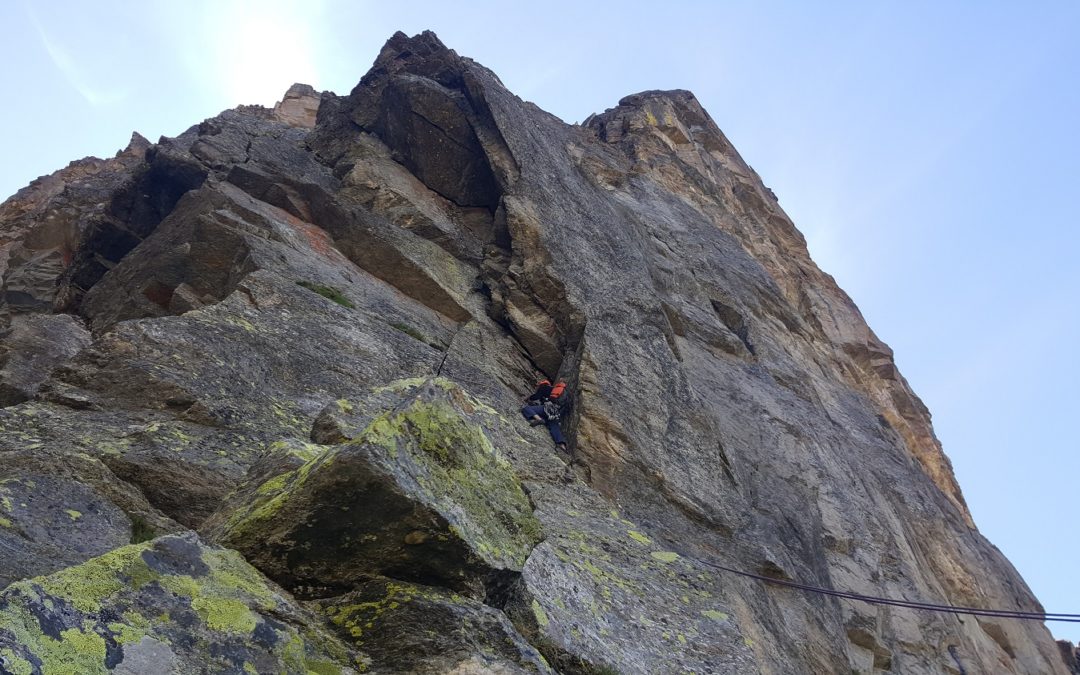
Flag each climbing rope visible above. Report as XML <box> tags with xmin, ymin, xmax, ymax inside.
<box><xmin>691</xmin><ymin>557</ymin><xmax>1080</xmax><ymax>623</ymax></box>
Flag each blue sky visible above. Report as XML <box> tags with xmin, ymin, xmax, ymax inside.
<box><xmin>3</xmin><ymin>0</ymin><xmax>1078</xmax><ymax>642</ymax></box>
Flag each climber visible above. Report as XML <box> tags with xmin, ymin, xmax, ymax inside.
<box><xmin>521</xmin><ymin>378</ymin><xmax>568</xmax><ymax>452</ymax></box>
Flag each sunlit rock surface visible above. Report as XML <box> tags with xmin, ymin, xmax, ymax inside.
<box><xmin>0</xmin><ymin>29</ymin><xmax>1068</xmax><ymax>674</ymax></box>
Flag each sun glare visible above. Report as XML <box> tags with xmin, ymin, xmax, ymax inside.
<box><xmin>212</xmin><ymin>0</ymin><xmax>322</xmax><ymax>106</ymax></box>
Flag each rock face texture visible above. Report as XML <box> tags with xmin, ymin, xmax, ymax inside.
<box><xmin>0</xmin><ymin>534</ymin><xmax>360</xmax><ymax>674</ymax></box>
<box><xmin>272</xmin><ymin>84</ymin><xmax>325</xmax><ymax>129</ymax></box>
<box><xmin>0</xmin><ymin>30</ymin><xmax>1068</xmax><ymax>674</ymax></box>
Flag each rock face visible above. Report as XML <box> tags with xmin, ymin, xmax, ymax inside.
<box><xmin>1058</xmin><ymin>640</ymin><xmax>1080</xmax><ymax>673</ymax></box>
<box><xmin>0</xmin><ymin>29</ymin><xmax>1069</xmax><ymax>674</ymax></box>
<box><xmin>273</xmin><ymin>84</ymin><xmax>324</xmax><ymax>129</ymax></box>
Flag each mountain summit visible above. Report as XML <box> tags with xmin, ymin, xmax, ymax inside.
<box><xmin>0</xmin><ymin>30</ymin><xmax>1068</xmax><ymax>674</ymax></box>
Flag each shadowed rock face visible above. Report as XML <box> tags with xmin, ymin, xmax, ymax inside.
<box><xmin>313</xmin><ymin>577</ymin><xmax>554</xmax><ymax>674</ymax></box>
<box><xmin>0</xmin><ymin>29</ymin><xmax>1069</xmax><ymax>675</ymax></box>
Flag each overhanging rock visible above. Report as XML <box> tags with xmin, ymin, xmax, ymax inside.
<box><xmin>203</xmin><ymin>378</ymin><xmax>543</xmax><ymax>599</ymax></box>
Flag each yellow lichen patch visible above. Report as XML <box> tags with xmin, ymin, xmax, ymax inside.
<box><xmin>203</xmin><ymin>550</ymin><xmax>278</xmax><ymax>608</ymax></box>
<box><xmin>0</xmin><ymin>648</ymin><xmax>32</xmax><ymax>675</ymax></box>
<box><xmin>324</xmin><ymin>582</ymin><xmax>420</xmax><ymax>643</ymax></box>
<box><xmin>372</xmin><ymin>377</ymin><xmax>428</xmax><ymax>395</ymax></box>
<box><xmin>12</xmin><ymin>537</ymin><xmax>287</xmax><ymax>653</ymax></box>
<box><xmin>224</xmin><ymin>451</ymin><xmax>329</xmax><ymax>536</ymax></box>
<box><xmin>147</xmin><ymin>550</ymin><xmax>279</xmax><ymax>636</ymax></box>
<box><xmin>255</xmin><ymin>471</ymin><xmax>293</xmax><ymax>496</ymax></box>
<box><xmin>224</xmin><ymin>316</ymin><xmax>257</xmax><ymax>332</ymax></box>
<box><xmin>531</xmin><ymin>599</ymin><xmax>550</xmax><ymax>628</ymax></box>
<box><xmin>265</xmin><ymin>439</ymin><xmax>325</xmax><ymax>463</ymax></box>
<box><xmin>192</xmin><ymin>597</ymin><xmax>258</xmax><ymax>634</ymax></box>
<box><xmin>65</xmin><ymin>509</ymin><xmax>83</xmax><ymax>521</ymax></box>
<box><xmin>15</xmin><ymin>624</ymin><xmax>110</xmax><ymax>675</ymax></box>
<box><xmin>627</xmin><ymin>530</ymin><xmax>652</xmax><ymax>546</ymax></box>
<box><xmin>701</xmin><ymin>610</ymin><xmax>728</xmax><ymax>621</ymax></box>
<box><xmin>361</xmin><ymin>415</ymin><xmax>399</xmax><ymax>457</ymax></box>
<box><xmin>306</xmin><ymin>658</ymin><xmax>346</xmax><ymax>675</ymax></box>
<box><xmin>0</xmin><ymin>516</ymin><xmax>11</xmax><ymax>528</ymax></box>
<box><xmin>107</xmin><ymin>621</ymin><xmax>148</xmax><ymax>646</ymax></box>
<box><xmin>35</xmin><ymin>544</ymin><xmax>151</xmax><ymax>612</ymax></box>
<box><xmin>355</xmin><ymin>396</ymin><xmax>542</xmax><ymax>567</ymax></box>
<box><xmin>650</xmin><ymin>551</ymin><xmax>679</xmax><ymax>563</ymax></box>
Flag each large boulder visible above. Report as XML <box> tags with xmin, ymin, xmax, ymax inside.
<box><xmin>0</xmin><ymin>534</ymin><xmax>362</xmax><ymax>674</ymax></box>
<box><xmin>204</xmin><ymin>379</ymin><xmax>543</xmax><ymax>598</ymax></box>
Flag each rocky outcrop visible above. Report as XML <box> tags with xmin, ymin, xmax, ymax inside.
<box><xmin>273</xmin><ymin>83</ymin><xmax>324</xmax><ymax>129</ymax></box>
<box><xmin>0</xmin><ymin>313</ymin><xmax>89</xmax><ymax>404</ymax></box>
<box><xmin>0</xmin><ymin>133</ymin><xmax>152</xmax><ymax>318</ymax></box>
<box><xmin>203</xmin><ymin>379</ymin><xmax>543</xmax><ymax>599</ymax></box>
<box><xmin>0</xmin><ymin>448</ymin><xmax>179</xmax><ymax>588</ymax></box>
<box><xmin>314</xmin><ymin>577</ymin><xmax>553</xmax><ymax>674</ymax></box>
<box><xmin>0</xmin><ymin>534</ymin><xmax>361</xmax><ymax>674</ymax></box>
<box><xmin>0</xmin><ymin>29</ymin><xmax>1069</xmax><ymax>674</ymax></box>
<box><xmin>1059</xmin><ymin>640</ymin><xmax>1079</xmax><ymax>673</ymax></box>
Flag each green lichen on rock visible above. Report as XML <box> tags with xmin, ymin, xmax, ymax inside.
<box><xmin>371</xmin><ymin>377</ymin><xmax>430</xmax><ymax>395</ymax></box>
<box><xmin>532</xmin><ymin>599</ymin><xmax>551</xmax><ymax>628</ymax></box>
<box><xmin>0</xmin><ymin>534</ymin><xmax>358</xmax><ymax>674</ymax></box>
<box><xmin>205</xmin><ymin>379</ymin><xmax>543</xmax><ymax>598</ymax></box>
<box><xmin>215</xmin><ymin>449</ymin><xmax>329</xmax><ymax>540</ymax></box>
<box><xmin>192</xmin><ymin>596</ymin><xmax>258</xmax><ymax>633</ymax></box>
<box><xmin>106</xmin><ymin>617</ymin><xmax>149</xmax><ymax>646</ymax></box>
<box><xmin>315</xmin><ymin>578</ymin><xmax>552</xmax><ymax>673</ymax></box>
<box><xmin>0</xmin><ymin>648</ymin><xmax>32</xmax><ymax>675</ymax></box>
<box><xmin>34</xmin><ymin>543</ymin><xmax>140</xmax><ymax>612</ymax></box>
<box><xmin>362</xmin><ymin>394</ymin><xmax>543</xmax><ymax>568</ymax></box>
<box><xmin>34</xmin><ymin>625</ymin><xmax>107</xmax><ymax>675</ymax></box>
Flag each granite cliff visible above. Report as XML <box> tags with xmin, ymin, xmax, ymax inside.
<box><xmin>0</xmin><ymin>31</ymin><xmax>1068</xmax><ymax>674</ymax></box>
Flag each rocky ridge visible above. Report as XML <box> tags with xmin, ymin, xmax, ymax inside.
<box><xmin>0</xmin><ymin>30</ymin><xmax>1069</xmax><ymax>674</ymax></box>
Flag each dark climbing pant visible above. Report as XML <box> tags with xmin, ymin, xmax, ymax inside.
<box><xmin>521</xmin><ymin>405</ymin><xmax>565</xmax><ymax>445</ymax></box>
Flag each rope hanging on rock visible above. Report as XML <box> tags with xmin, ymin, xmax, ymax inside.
<box><xmin>693</xmin><ymin>557</ymin><xmax>1080</xmax><ymax>623</ymax></box>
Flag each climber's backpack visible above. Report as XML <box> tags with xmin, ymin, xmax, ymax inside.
<box><xmin>543</xmin><ymin>381</ymin><xmax>570</xmax><ymax>421</ymax></box>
